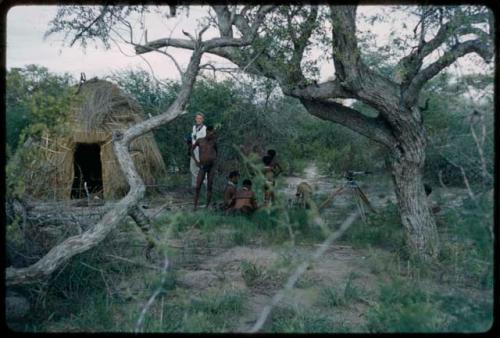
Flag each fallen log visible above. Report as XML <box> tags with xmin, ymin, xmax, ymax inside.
<box><xmin>23</xmin><ymin>200</ymin><xmax>115</xmax><ymax>228</ymax></box>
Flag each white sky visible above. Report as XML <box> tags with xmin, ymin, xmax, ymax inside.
<box><xmin>6</xmin><ymin>5</ymin><xmax>492</xmax><ymax>85</ymax></box>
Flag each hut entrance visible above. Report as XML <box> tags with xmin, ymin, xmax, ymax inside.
<box><xmin>71</xmin><ymin>143</ymin><xmax>103</xmax><ymax>199</ymax></box>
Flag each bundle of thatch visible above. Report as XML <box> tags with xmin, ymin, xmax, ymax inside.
<box><xmin>19</xmin><ymin>78</ymin><xmax>166</xmax><ymax>200</ymax></box>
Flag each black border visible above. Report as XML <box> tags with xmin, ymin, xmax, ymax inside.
<box><xmin>0</xmin><ymin>0</ymin><xmax>498</xmax><ymax>337</ymax></box>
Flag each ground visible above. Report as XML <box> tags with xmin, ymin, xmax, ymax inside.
<box><xmin>13</xmin><ymin>163</ymin><xmax>493</xmax><ymax>333</ymax></box>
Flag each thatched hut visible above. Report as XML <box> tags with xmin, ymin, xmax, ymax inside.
<box><xmin>21</xmin><ymin>78</ymin><xmax>166</xmax><ymax>200</ymax></box>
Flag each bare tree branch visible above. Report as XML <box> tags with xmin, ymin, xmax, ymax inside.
<box><xmin>397</xmin><ymin>12</ymin><xmax>490</xmax><ymax>87</ymax></box>
<box><xmin>69</xmin><ymin>6</ymin><xmax>109</xmax><ymax>47</ymax></box>
<box><xmin>403</xmin><ymin>38</ymin><xmax>494</xmax><ymax>106</ymax></box>
<box><xmin>286</xmin><ymin>79</ymin><xmax>352</xmax><ymax>100</ymax></box>
<box><xmin>299</xmin><ymin>98</ymin><xmax>395</xmax><ymax>147</ymax></box>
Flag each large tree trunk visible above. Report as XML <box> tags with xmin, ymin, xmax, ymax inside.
<box><xmin>301</xmin><ymin>98</ymin><xmax>440</xmax><ymax>260</ymax></box>
<box><xmin>390</xmin><ymin>119</ymin><xmax>440</xmax><ymax>260</ymax></box>
<box><xmin>391</xmin><ymin>158</ymin><xmax>440</xmax><ymax>260</ymax></box>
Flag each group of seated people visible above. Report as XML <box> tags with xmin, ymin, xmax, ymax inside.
<box><xmin>219</xmin><ymin>149</ymin><xmax>283</xmax><ymax>215</ymax></box>
<box><xmin>189</xmin><ymin>122</ymin><xmax>282</xmax><ymax>213</ymax></box>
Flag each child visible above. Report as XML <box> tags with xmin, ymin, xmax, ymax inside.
<box><xmin>221</xmin><ymin>170</ymin><xmax>240</xmax><ymax>211</ymax></box>
<box><xmin>262</xmin><ymin>155</ymin><xmax>276</xmax><ymax>205</ymax></box>
<box><xmin>232</xmin><ymin>179</ymin><xmax>259</xmax><ymax>215</ymax></box>
<box><xmin>192</xmin><ymin>125</ymin><xmax>217</xmax><ymax>210</ymax></box>
<box><xmin>267</xmin><ymin>149</ymin><xmax>283</xmax><ymax>177</ymax></box>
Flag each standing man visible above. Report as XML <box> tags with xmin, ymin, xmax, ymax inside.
<box><xmin>190</xmin><ymin>113</ymin><xmax>207</xmax><ymax>189</ymax></box>
<box><xmin>192</xmin><ymin>126</ymin><xmax>218</xmax><ymax>210</ymax></box>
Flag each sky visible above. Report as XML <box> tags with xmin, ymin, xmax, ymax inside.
<box><xmin>6</xmin><ymin>5</ymin><xmax>226</xmax><ymax>81</ymax></box>
<box><xmin>6</xmin><ymin>5</ymin><xmax>492</xmax><ymax>86</ymax></box>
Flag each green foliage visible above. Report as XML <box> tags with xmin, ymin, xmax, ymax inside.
<box><xmin>6</xmin><ymin>65</ymin><xmax>75</xmax><ymax>151</ymax></box>
<box><xmin>111</xmin><ymin>69</ymin><xmax>386</xmax><ymax>186</ymax></box>
<box><xmin>423</xmin><ymin>72</ymin><xmax>494</xmax><ymax>187</ymax></box>
<box><xmin>5</xmin><ymin>65</ymin><xmax>76</xmax><ymax>201</ymax></box>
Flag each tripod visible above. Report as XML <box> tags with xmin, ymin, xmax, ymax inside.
<box><xmin>319</xmin><ymin>175</ymin><xmax>376</xmax><ymax>223</ymax></box>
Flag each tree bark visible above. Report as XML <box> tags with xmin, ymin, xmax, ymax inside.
<box><xmin>389</xmin><ymin>115</ymin><xmax>440</xmax><ymax>260</ymax></box>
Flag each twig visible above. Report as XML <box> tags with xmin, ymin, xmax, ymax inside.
<box><xmin>105</xmin><ymin>254</ymin><xmax>162</xmax><ymax>271</ymax></box>
<box><xmin>248</xmin><ymin>211</ymin><xmax>359</xmax><ymax>333</ymax></box>
<box><xmin>149</xmin><ymin>201</ymin><xmax>172</xmax><ymax>219</ymax></box>
<box><xmin>80</xmin><ymin>262</ymin><xmax>112</xmax><ymax>297</ymax></box>
<box><xmin>135</xmin><ymin>255</ymin><xmax>169</xmax><ymax>333</ymax></box>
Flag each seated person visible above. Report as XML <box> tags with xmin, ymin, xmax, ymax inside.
<box><xmin>220</xmin><ymin>170</ymin><xmax>240</xmax><ymax>211</ymax></box>
<box><xmin>262</xmin><ymin>155</ymin><xmax>276</xmax><ymax>205</ymax></box>
<box><xmin>232</xmin><ymin>179</ymin><xmax>259</xmax><ymax>215</ymax></box>
<box><xmin>192</xmin><ymin>125</ymin><xmax>217</xmax><ymax>210</ymax></box>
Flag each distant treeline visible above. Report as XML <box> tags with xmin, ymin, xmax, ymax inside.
<box><xmin>6</xmin><ymin>65</ymin><xmax>493</xmax><ymax>190</ymax></box>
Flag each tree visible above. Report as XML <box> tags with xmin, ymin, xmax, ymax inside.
<box><xmin>6</xmin><ymin>65</ymin><xmax>74</xmax><ymax>152</ymax></box>
<box><xmin>42</xmin><ymin>4</ymin><xmax>494</xmax><ymax>262</ymax></box>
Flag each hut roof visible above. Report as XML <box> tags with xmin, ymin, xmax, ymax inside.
<box><xmin>74</xmin><ymin>78</ymin><xmax>145</xmax><ymax>132</ymax></box>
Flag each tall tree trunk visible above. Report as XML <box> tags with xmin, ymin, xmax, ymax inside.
<box><xmin>390</xmin><ymin>120</ymin><xmax>439</xmax><ymax>260</ymax></box>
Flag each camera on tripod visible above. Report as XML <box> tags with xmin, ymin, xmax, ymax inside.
<box><xmin>343</xmin><ymin>170</ymin><xmax>372</xmax><ymax>182</ymax></box>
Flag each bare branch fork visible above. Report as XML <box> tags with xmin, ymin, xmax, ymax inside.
<box><xmin>6</xmin><ymin>24</ymin><xmax>256</xmax><ymax>286</ymax></box>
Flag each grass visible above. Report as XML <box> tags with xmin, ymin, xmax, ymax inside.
<box><xmin>318</xmin><ymin>287</ymin><xmax>345</xmax><ymax>308</ymax></box>
<box><xmin>432</xmin><ymin>292</ymin><xmax>493</xmax><ymax>332</ymax></box>
<box><xmin>11</xmin><ymin>183</ymin><xmax>493</xmax><ymax>333</ymax></box>
<box><xmin>163</xmin><ymin>201</ymin><xmax>327</xmax><ymax>248</ymax></box>
<box><xmin>435</xmin><ymin>193</ymin><xmax>493</xmax><ymax>288</ymax></box>
<box><xmin>165</xmin><ymin>289</ymin><xmax>245</xmax><ymax>332</ymax></box>
<box><xmin>316</xmin><ymin>272</ymin><xmax>362</xmax><ymax>310</ymax></box>
<box><xmin>343</xmin><ymin>272</ymin><xmax>363</xmax><ymax>302</ymax></box>
<box><xmin>365</xmin><ymin>277</ymin><xmax>443</xmax><ymax>333</ymax></box>
<box><xmin>240</xmin><ymin>260</ymin><xmax>266</xmax><ymax>288</ymax></box>
<box><xmin>340</xmin><ymin>201</ymin><xmax>406</xmax><ymax>254</ymax></box>
<box><xmin>268</xmin><ymin>306</ymin><xmax>338</xmax><ymax>333</ymax></box>
<box><xmin>365</xmin><ymin>274</ymin><xmax>493</xmax><ymax>333</ymax></box>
